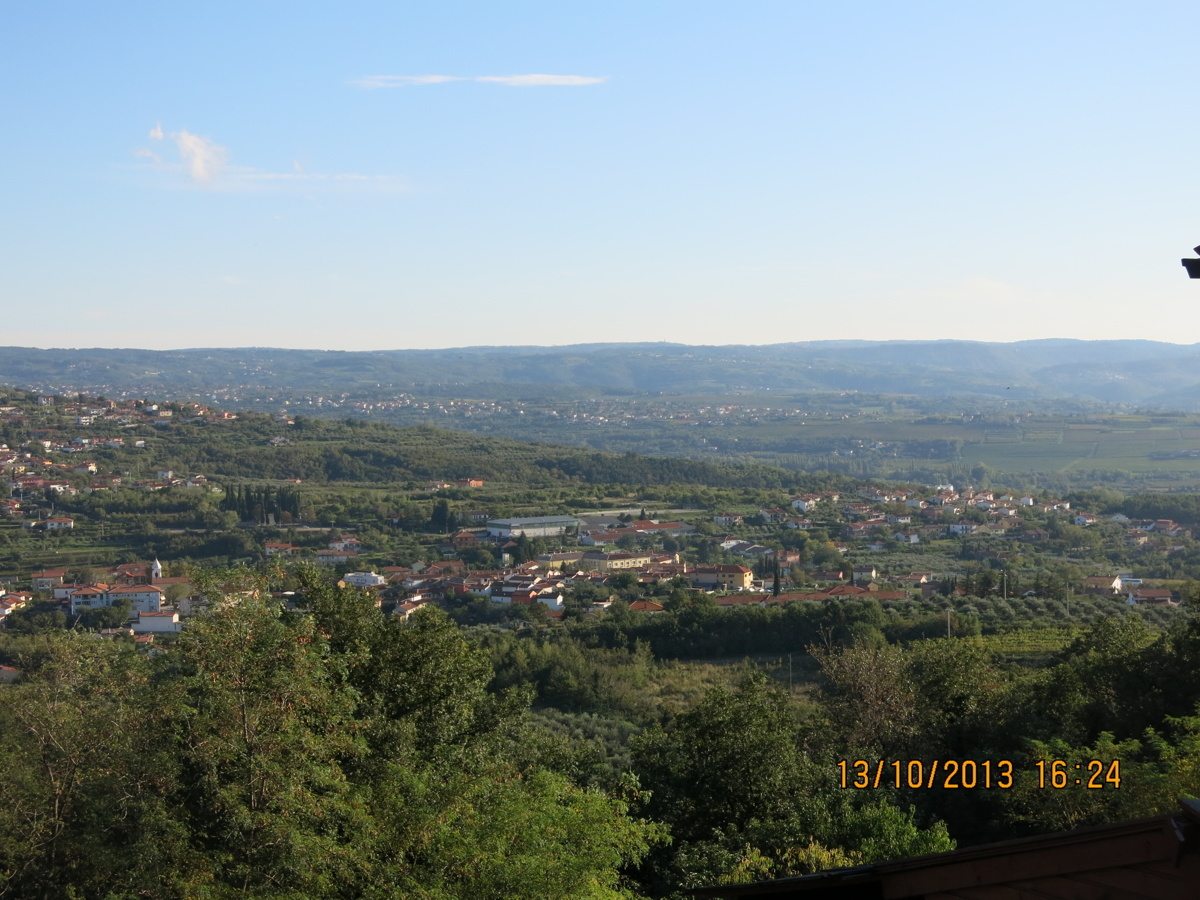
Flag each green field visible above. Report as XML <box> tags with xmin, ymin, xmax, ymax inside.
<box><xmin>691</xmin><ymin>413</ymin><xmax>1200</xmax><ymax>489</ymax></box>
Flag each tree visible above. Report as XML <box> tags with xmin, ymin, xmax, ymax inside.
<box><xmin>0</xmin><ymin>576</ymin><xmax>661</xmax><ymax>899</ymax></box>
<box><xmin>429</xmin><ymin>498</ymin><xmax>455</xmax><ymax>533</ymax></box>
<box><xmin>163</xmin><ymin>595</ymin><xmax>368</xmax><ymax>895</ymax></box>
<box><xmin>631</xmin><ymin>674</ymin><xmax>951</xmax><ymax>891</ymax></box>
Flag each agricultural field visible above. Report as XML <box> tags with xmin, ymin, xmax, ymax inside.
<box><xmin>673</xmin><ymin>412</ymin><xmax>1200</xmax><ymax>491</ymax></box>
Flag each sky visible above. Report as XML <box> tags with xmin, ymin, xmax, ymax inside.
<box><xmin>3</xmin><ymin>1</ymin><xmax>1200</xmax><ymax>350</ymax></box>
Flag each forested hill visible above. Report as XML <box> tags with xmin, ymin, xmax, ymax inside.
<box><xmin>6</xmin><ymin>339</ymin><xmax>1200</xmax><ymax>407</ymax></box>
<box><xmin>132</xmin><ymin>415</ymin><xmax>843</xmax><ymax>493</ymax></box>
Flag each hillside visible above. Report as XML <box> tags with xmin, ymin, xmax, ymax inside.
<box><xmin>4</xmin><ymin>340</ymin><xmax>1200</xmax><ymax>407</ymax></box>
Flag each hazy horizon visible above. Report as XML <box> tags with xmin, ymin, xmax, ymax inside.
<box><xmin>4</xmin><ymin>336</ymin><xmax>1200</xmax><ymax>354</ymax></box>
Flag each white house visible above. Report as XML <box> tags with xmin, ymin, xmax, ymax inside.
<box><xmin>133</xmin><ymin>611</ymin><xmax>182</xmax><ymax>633</ymax></box>
<box><xmin>342</xmin><ymin>571</ymin><xmax>386</xmax><ymax>588</ymax></box>
<box><xmin>107</xmin><ymin>583</ymin><xmax>165</xmax><ymax>614</ymax></box>
<box><xmin>69</xmin><ymin>583</ymin><xmax>164</xmax><ymax>615</ymax></box>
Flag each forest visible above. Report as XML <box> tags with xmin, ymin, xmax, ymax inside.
<box><xmin>2</xmin><ymin>569</ymin><xmax>1200</xmax><ymax>898</ymax></box>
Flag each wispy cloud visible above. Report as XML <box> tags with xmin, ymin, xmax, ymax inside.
<box><xmin>133</xmin><ymin>124</ymin><xmax>404</xmax><ymax>193</ymax></box>
<box><xmin>147</xmin><ymin>124</ymin><xmax>227</xmax><ymax>182</ymax></box>
<box><xmin>175</xmin><ymin>130</ymin><xmax>228</xmax><ymax>181</ymax></box>
<box><xmin>350</xmin><ymin>73</ymin><xmax>607</xmax><ymax>89</ymax></box>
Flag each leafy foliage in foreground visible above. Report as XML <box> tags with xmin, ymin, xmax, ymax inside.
<box><xmin>0</xmin><ymin>580</ymin><xmax>661</xmax><ymax>900</ymax></box>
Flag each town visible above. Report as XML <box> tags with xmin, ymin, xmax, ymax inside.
<box><xmin>1</xmin><ymin>389</ymin><xmax>1194</xmax><ymax>642</ymax></box>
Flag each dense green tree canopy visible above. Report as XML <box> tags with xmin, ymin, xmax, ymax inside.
<box><xmin>0</xmin><ymin>581</ymin><xmax>662</xmax><ymax>900</ymax></box>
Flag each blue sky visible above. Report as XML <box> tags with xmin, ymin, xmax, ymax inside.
<box><xmin>3</xmin><ymin>2</ymin><xmax>1199</xmax><ymax>350</ymax></box>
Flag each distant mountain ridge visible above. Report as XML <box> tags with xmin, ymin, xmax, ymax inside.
<box><xmin>2</xmin><ymin>340</ymin><xmax>1200</xmax><ymax>408</ymax></box>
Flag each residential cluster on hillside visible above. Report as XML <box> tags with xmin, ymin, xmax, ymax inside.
<box><xmin>3</xmin><ymin>463</ymin><xmax>1190</xmax><ymax>643</ymax></box>
<box><xmin>1</xmin><ymin>559</ymin><xmax>187</xmax><ymax>642</ymax></box>
<box><xmin>1</xmin><ymin>387</ymin><xmax>1194</xmax><ymax>653</ymax></box>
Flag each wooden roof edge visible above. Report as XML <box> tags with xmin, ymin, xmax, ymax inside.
<box><xmin>688</xmin><ymin>799</ymin><xmax>1199</xmax><ymax>899</ymax></box>
<box><xmin>689</xmin><ymin>865</ymin><xmax>877</xmax><ymax>898</ymax></box>
<box><xmin>873</xmin><ymin>807</ymin><xmax>1196</xmax><ymax>878</ymax></box>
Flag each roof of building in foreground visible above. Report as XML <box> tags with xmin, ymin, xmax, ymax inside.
<box><xmin>691</xmin><ymin>798</ymin><xmax>1200</xmax><ymax>900</ymax></box>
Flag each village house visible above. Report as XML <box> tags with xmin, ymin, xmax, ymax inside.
<box><xmin>687</xmin><ymin>565</ymin><xmax>753</xmax><ymax>591</ymax></box>
<box><xmin>852</xmin><ymin>565</ymin><xmax>878</xmax><ymax>583</ymax></box>
<box><xmin>328</xmin><ymin>535</ymin><xmax>363</xmax><ymax>552</ymax></box>
<box><xmin>315</xmin><ymin>549</ymin><xmax>358</xmax><ymax>565</ymax></box>
<box><xmin>1152</xmin><ymin>519</ymin><xmax>1186</xmax><ymax>536</ymax></box>
<box><xmin>1082</xmin><ymin>575</ymin><xmax>1123</xmax><ymax>596</ymax></box>
<box><xmin>441</xmin><ymin>574</ymin><xmax>495</xmax><ymax>598</ymax></box>
<box><xmin>132</xmin><ymin>611</ymin><xmax>183</xmax><ymax>633</ymax></box>
<box><xmin>1</xmin><ymin>593</ymin><xmax>31</xmax><ymax>618</ymax></box>
<box><xmin>341</xmin><ymin>571</ymin><xmax>386</xmax><ymax>588</ymax></box>
<box><xmin>452</xmin><ymin>530</ymin><xmax>479</xmax><ymax>550</ymax></box>
<box><xmin>392</xmin><ymin>598</ymin><xmax>429</xmax><ymax>620</ymax></box>
<box><xmin>107</xmin><ymin>560</ymin><xmax>161</xmax><ymax>584</ymax></box>
<box><xmin>67</xmin><ymin>583</ymin><xmax>165</xmax><ymax>616</ymax></box>
<box><xmin>1125</xmin><ymin>530</ymin><xmax>1150</xmax><ymax>546</ymax></box>
<box><xmin>579</xmin><ymin>550</ymin><xmax>654</xmax><ymax>571</ymax></box>
<box><xmin>30</xmin><ymin>568</ymin><xmax>67</xmax><ymax>591</ymax></box>
<box><xmin>107</xmin><ymin>583</ymin><xmax>166</xmax><ymax>612</ymax></box>
<box><xmin>535</xmin><ymin>551</ymin><xmax>586</xmax><ymax>569</ymax></box>
<box><xmin>579</xmin><ymin>530</ymin><xmax>620</xmax><ymax>546</ymax></box>
<box><xmin>758</xmin><ymin>508</ymin><xmax>791</xmax><ymax>524</ymax></box>
<box><xmin>1127</xmin><ymin>587</ymin><xmax>1177</xmax><ymax>606</ymax></box>
<box><xmin>627</xmin><ymin>599</ymin><xmax>665</xmax><ymax>613</ymax></box>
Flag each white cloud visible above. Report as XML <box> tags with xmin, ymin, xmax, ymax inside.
<box><xmin>133</xmin><ymin>124</ymin><xmax>404</xmax><ymax>193</ymax></box>
<box><xmin>173</xmin><ymin>129</ymin><xmax>227</xmax><ymax>182</ymax></box>
<box><xmin>350</xmin><ymin>73</ymin><xmax>606</xmax><ymax>89</ymax></box>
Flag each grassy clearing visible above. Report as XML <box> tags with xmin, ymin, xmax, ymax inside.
<box><xmin>645</xmin><ymin>653</ymin><xmax>823</xmax><ymax>719</ymax></box>
<box><xmin>974</xmin><ymin>627</ymin><xmax>1080</xmax><ymax>667</ymax></box>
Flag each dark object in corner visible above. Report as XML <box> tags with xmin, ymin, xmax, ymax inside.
<box><xmin>1183</xmin><ymin>244</ymin><xmax>1200</xmax><ymax>278</ymax></box>
<box><xmin>691</xmin><ymin>798</ymin><xmax>1200</xmax><ymax>900</ymax></box>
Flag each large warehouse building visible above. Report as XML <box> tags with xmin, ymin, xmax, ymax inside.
<box><xmin>486</xmin><ymin>516</ymin><xmax>581</xmax><ymax>539</ymax></box>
